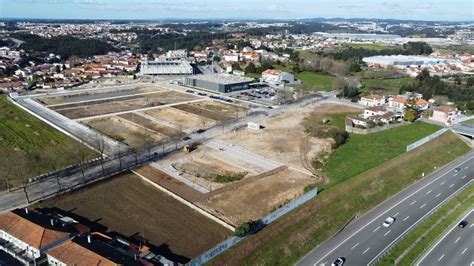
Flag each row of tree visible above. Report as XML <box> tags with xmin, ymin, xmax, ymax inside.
<box><xmin>13</xmin><ymin>33</ymin><xmax>117</xmax><ymax>59</ymax></box>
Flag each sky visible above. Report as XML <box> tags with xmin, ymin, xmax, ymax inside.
<box><xmin>0</xmin><ymin>0</ymin><xmax>473</xmax><ymax>21</ymax></box>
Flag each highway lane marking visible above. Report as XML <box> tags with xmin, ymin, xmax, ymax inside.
<box><xmin>465</xmin><ymin>166</ymin><xmax>469</xmax><ymax>169</ymax></box>
<box><xmin>449</xmin><ymin>183</ymin><xmax>455</xmax><ymax>188</ymax></box>
<box><xmin>312</xmin><ymin>156</ymin><xmax>474</xmax><ymax>266</ymax></box>
<box><xmin>416</xmin><ymin>209</ymin><xmax>474</xmax><ymax>266</ymax></box>
<box><xmin>351</xmin><ymin>243</ymin><xmax>359</xmax><ymax>250</ymax></box>
<box><xmin>410</xmin><ymin>200</ymin><xmax>417</xmax><ymax>206</ymax></box>
<box><xmin>440</xmin><ymin>181</ymin><xmax>446</xmax><ymax>185</ymax></box>
<box><xmin>384</xmin><ymin>230</ymin><xmax>391</xmax><ymax>237</ymax></box>
<box><xmin>363</xmin><ymin>247</ymin><xmax>370</xmax><ymax>254</ymax></box>
<box><xmin>462</xmin><ymin>248</ymin><xmax>468</xmax><ymax>255</ymax></box>
<box><xmin>455</xmin><ymin>237</ymin><xmax>461</xmax><ymax>243</ymax></box>
<box><xmin>426</xmin><ymin>190</ymin><xmax>432</xmax><ymax>195</ymax></box>
<box><xmin>394</xmin><ymin>212</ymin><xmax>400</xmax><ymax>217</ymax></box>
<box><xmin>403</xmin><ymin>216</ymin><xmax>410</xmax><ymax>221</ymax></box>
<box><xmin>461</xmin><ymin>175</ymin><xmax>466</xmax><ymax>180</ymax></box>
<box><xmin>373</xmin><ymin>226</ymin><xmax>381</xmax><ymax>232</ymax></box>
<box><xmin>438</xmin><ymin>254</ymin><xmax>445</xmax><ymax>261</ymax></box>
<box><xmin>435</xmin><ymin>193</ymin><xmax>442</xmax><ymax>198</ymax></box>
<box><xmin>453</xmin><ymin>173</ymin><xmax>458</xmax><ymax>177</ymax></box>
<box><xmin>420</xmin><ymin>203</ymin><xmax>426</xmax><ymax>209</ymax></box>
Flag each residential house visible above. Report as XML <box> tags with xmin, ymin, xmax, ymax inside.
<box><xmin>388</xmin><ymin>97</ymin><xmax>407</xmax><ymax>112</ymax></box>
<box><xmin>359</xmin><ymin>94</ymin><xmax>385</xmax><ymax>107</ymax></box>
<box><xmin>262</xmin><ymin>69</ymin><xmax>296</xmax><ymax>84</ymax></box>
<box><xmin>430</xmin><ymin>106</ymin><xmax>459</xmax><ymax>125</ymax></box>
<box><xmin>346</xmin><ymin>116</ymin><xmax>370</xmax><ymax>128</ymax></box>
<box><xmin>0</xmin><ymin>209</ymin><xmax>71</xmax><ymax>265</ymax></box>
<box><xmin>411</xmin><ymin>98</ymin><xmax>429</xmax><ymax>111</ymax></box>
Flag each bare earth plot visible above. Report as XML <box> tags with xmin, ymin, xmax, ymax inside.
<box><xmin>192</xmin><ymin>100</ymin><xmax>248</xmax><ymax>118</ymax></box>
<box><xmin>51</xmin><ymin>91</ymin><xmax>200</xmax><ymax>119</ymax></box>
<box><xmin>195</xmin><ymin>168</ymin><xmax>317</xmax><ymax>226</ymax></box>
<box><xmin>82</xmin><ymin>116</ymin><xmax>166</xmax><ymax>148</ymax></box>
<box><xmin>145</xmin><ymin>107</ymin><xmax>216</xmax><ymax>131</ymax></box>
<box><xmin>118</xmin><ymin>112</ymin><xmax>184</xmax><ymax>138</ymax></box>
<box><xmin>38</xmin><ymin>86</ymin><xmax>163</xmax><ymax>106</ymax></box>
<box><xmin>173</xmin><ymin>102</ymin><xmax>234</xmax><ymax>122</ymax></box>
<box><xmin>34</xmin><ymin>173</ymin><xmax>231</xmax><ymax>263</ymax></box>
<box><xmin>218</xmin><ymin>103</ymin><xmax>359</xmax><ymax>174</ymax></box>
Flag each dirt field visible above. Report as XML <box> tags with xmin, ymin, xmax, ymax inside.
<box><xmin>118</xmin><ymin>113</ymin><xmax>184</xmax><ymax>138</ymax></box>
<box><xmin>173</xmin><ymin>103</ymin><xmax>234</xmax><ymax>122</ymax></box>
<box><xmin>196</xmin><ymin>168</ymin><xmax>317</xmax><ymax>226</ymax></box>
<box><xmin>39</xmin><ymin>87</ymin><xmax>163</xmax><ymax>105</ymax></box>
<box><xmin>158</xmin><ymin>145</ymin><xmax>265</xmax><ymax>191</ymax></box>
<box><xmin>51</xmin><ymin>91</ymin><xmax>200</xmax><ymax>119</ymax></box>
<box><xmin>83</xmin><ymin>116</ymin><xmax>166</xmax><ymax>148</ymax></box>
<box><xmin>145</xmin><ymin>107</ymin><xmax>215</xmax><ymax>131</ymax></box>
<box><xmin>192</xmin><ymin>100</ymin><xmax>248</xmax><ymax>118</ymax></box>
<box><xmin>35</xmin><ymin>173</ymin><xmax>231</xmax><ymax>263</ymax></box>
<box><xmin>218</xmin><ymin>103</ymin><xmax>360</xmax><ymax>174</ymax></box>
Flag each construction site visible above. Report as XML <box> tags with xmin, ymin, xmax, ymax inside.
<box><xmin>14</xmin><ymin>81</ymin><xmax>360</xmax><ymax>260</ymax></box>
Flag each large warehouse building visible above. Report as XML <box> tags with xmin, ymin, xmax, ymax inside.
<box><xmin>362</xmin><ymin>55</ymin><xmax>446</xmax><ymax>68</ymax></box>
<box><xmin>185</xmin><ymin>74</ymin><xmax>253</xmax><ymax>93</ymax></box>
<box><xmin>140</xmin><ymin>59</ymin><xmax>193</xmax><ymax>75</ymax></box>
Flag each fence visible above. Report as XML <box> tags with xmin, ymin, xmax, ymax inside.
<box><xmin>406</xmin><ymin>128</ymin><xmax>448</xmax><ymax>151</ymax></box>
<box><xmin>187</xmin><ymin>188</ymin><xmax>318</xmax><ymax>266</ymax></box>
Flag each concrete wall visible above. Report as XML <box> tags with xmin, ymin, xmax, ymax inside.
<box><xmin>346</xmin><ymin>122</ymin><xmax>408</xmax><ymax>134</ymax></box>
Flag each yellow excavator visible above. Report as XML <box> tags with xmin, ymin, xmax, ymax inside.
<box><xmin>183</xmin><ymin>143</ymin><xmax>196</xmax><ymax>153</ymax></box>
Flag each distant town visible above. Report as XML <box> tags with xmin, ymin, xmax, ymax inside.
<box><xmin>0</xmin><ymin>16</ymin><xmax>473</xmax><ymax>266</ymax></box>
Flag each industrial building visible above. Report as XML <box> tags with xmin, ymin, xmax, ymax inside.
<box><xmin>362</xmin><ymin>55</ymin><xmax>446</xmax><ymax>68</ymax></box>
<box><xmin>185</xmin><ymin>74</ymin><xmax>253</xmax><ymax>93</ymax></box>
<box><xmin>140</xmin><ymin>59</ymin><xmax>193</xmax><ymax>75</ymax></box>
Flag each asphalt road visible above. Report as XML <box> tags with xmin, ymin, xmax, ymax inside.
<box><xmin>297</xmin><ymin>151</ymin><xmax>474</xmax><ymax>266</ymax></box>
<box><xmin>417</xmin><ymin>209</ymin><xmax>474</xmax><ymax>266</ymax></box>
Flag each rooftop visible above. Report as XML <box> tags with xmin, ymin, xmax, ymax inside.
<box><xmin>188</xmin><ymin>74</ymin><xmax>253</xmax><ymax>85</ymax></box>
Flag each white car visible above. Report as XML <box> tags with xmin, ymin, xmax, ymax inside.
<box><xmin>383</xmin><ymin>217</ymin><xmax>395</xmax><ymax>227</ymax></box>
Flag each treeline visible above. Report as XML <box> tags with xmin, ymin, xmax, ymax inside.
<box><xmin>325</xmin><ymin>42</ymin><xmax>433</xmax><ymax>61</ymax></box>
<box><xmin>137</xmin><ymin>32</ymin><xmax>228</xmax><ymax>53</ymax></box>
<box><xmin>400</xmin><ymin>69</ymin><xmax>474</xmax><ymax>111</ymax></box>
<box><xmin>13</xmin><ymin>34</ymin><xmax>117</xmax><ymax>59</ymax></box>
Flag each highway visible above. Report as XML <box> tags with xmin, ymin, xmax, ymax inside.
<box><xmin>297</xmin><ymin>151</ymin><xmax>474</xmax><ymax>266</ymax></box>
<box><xmin>417</xmin><ymin>210</ymin><xmax>474</xmax><ymax>266</ymax></box>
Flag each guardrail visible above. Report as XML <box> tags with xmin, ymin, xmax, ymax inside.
<box><xmin>407</xmin><ymin>128</ymin><xmax>448</xmax><ymax>152</ymax></box>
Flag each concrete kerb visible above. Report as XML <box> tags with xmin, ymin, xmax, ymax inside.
<box><xmin>132</xmin><ymin>170</ymin><xmax>236</xmax><ymax>232</ymax></box>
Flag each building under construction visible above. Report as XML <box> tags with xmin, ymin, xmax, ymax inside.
<box><xmin>139</xmin><ymin>59</ymin><xmax>194</xmax><ymax>75</ymax></box>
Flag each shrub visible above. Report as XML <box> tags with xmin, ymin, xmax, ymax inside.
<box><xmin>235</xmin><ymin>220</ymin><xmax>261</xmax><ymax>237</ymax></box>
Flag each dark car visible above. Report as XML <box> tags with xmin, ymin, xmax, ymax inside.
<box><xmin>454</xmin><ymin>167</ymin><xmax>461</xmax><ymax>173</ymax></box>
<box><xmin>331</xmin><ymin>257</ymin><xmax>345</xmax><ymax>266</ymax></box>
<box><xmin>182</xmin><ymin>136</ymin><xmax>191</xmax><ymax>141</ymax></box>
<box><xmin>458</xmin><ymin>220</ymin><xmax>468</xmax><ymax>228</ymax></box>
<box><xmin>196</xmin><ymin>129</ymin><xmax>206</xmax><ymax>134</ymax></box>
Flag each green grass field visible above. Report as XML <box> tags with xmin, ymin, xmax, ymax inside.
<box><xmin>273</xmin><ymin>65</ymin><xmax>335</xmax><ymax>91</ymax></box>
<box><xmin>341</xmin><ymin>43</ymin><xmax>395</xmax><ymax>51</ymax></box>
<box><xmin>362</xmin><ymin>77</ymin><xmax>414</xmax><ymax>95</ymax></box>
<box><xmin>463</xmin><ymin>119</ymin><xmax>474</xmax><ymax>126</ymax></box>
<box><xmin>379</xmin><ymin>184</ymin><xmax>474</xmax><ymax>265</ymax></box>
<box><xmin>210</xmin><ymin>131</ymin><xmax>471</xmax><ymax>265</ymax></box>
<box><xmin>0</xmin><ymin>96</ymin><xmax>96</xmax><ymax>187</ymax></box>
<box><xmin>324</xmin><ymin>122</ymin><xmax>441</xmax><ymax>185</ymax></box>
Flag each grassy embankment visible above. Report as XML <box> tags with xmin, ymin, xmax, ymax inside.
<box><xmin>209</xmin><ymin>128</ymin><xmax>470</xmax><ymax>265</ymax></box>
<box><xmin>379</xmin><ymin>183</ymin><xmax>474</xmax><ymax>265</ymax></box>
<box><xmin>0</xmin><ymin>96</ymin><xmax>96</xmax><ymax>189</ymax></box>
<box><xmin>273</xmin><ymin>64</ymin><xmax>335</xmax><ymax>91</ymax></box>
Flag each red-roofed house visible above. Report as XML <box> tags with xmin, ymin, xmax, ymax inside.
<box><xmin>430</xmin><ymin>106</ymin><xmax>459</xmax><ymax>125</ymax></box>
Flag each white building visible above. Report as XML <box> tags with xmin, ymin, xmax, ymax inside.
<box><xmin>359</xmin><ymin>94</ymin><xmax>385</xmax><ymax>107</ymax></box>
<box><xmin>139</xmin><ymin>59</ymin><xmax>193</xmax><ymax>75</ymax></box>
<box><xmin>262</xmin><ymin>69</ymin><xmax>295</xmax><ymax>84</ymax></box>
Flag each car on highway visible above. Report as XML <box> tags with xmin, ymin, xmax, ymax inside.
<box><xmin>331</xmin><ymin>257</ymin><xmax>345</xmax><ymax>266</ymax></box>
<box><xmin>454</xmin><ymin>167</ymin><xmax>461</xmax><ymax>173</ymax></box>
<box><xmin>383</xmin><ymin>217</ymin><xmax>396</xmax><ymax>227</ymax></box>
<box><xmin>458</xmin><ymin>220</ymin><xmax>468</xmax><ymax>228</ymax></box>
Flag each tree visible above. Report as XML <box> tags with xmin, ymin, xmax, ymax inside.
<box><xmin>349</xmin><ymin>61</ymin><xmax>361</xmax><ymax>72</ymax></box>
<box><xmin>246</xmin><ymin>62</ymin><xmax>256</xmax><ymax>73</ymax></box>
<box><xmin>453</xmin><ymin>75</ymin><xmax>462</xmax><ymax>85</ymax></box>
<box><xmin>467</xmin><ymin>77</ymin><xmax>474</xmax><ymax>87</ymax></box>
<box><xmin>93</xmin><ymin>132</ymin><xmax>107</xmax><ymax>175</ymax></box>
<box><xmin>292</xmin><ymin>65</ymin><xmax>301</xmax><ymax>74</ymax></box>
<box><xmin>235</xmin><ymin>220</ymin><xmax>261</xmax><ymax>237</ymax></box>
<box><xmin>55</xmin><ymin>65</ymin><xmax>61</xmax><ymax>74</ymax></box>
<box><xmin>404</xmin><ymin>109</ymin><xmax>417</xmax><ymax>122</ymax></box>
<box><xmin>74</xmin><ymin>146</ymin><xmax>91</xmax><ymax>184</ymax></box>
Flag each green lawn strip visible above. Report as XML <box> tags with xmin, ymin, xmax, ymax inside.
<box><xmin>378</xmin><ymin>184</ymin><xmax>474</xmax><ymax>265</ymax></box>
<box><xmin>0</xmin><ymin>96</ymin><xmax>96</xmax><ymax>186</ymax></box>
<box><xmin>462</xmin><ymin>119</ymin><xmax>474</xmax><ymax>126</ymax></box>
<box><xmin>273</xmin><ymin>65</ymin><xmax>335</xmax><ymax>91</ymax></box>
<box><xmin>208</xmin><ymin>131</ymin><xmax>470</xmax><ymax>265</ymax></box>
<box><xmin>324</xmin><ymin>122</ymin><xmax>442</xmax><ymax>185</ymax></box>
<box><xmin>362</xmin><ymin>77</ymin><xmax>414</xmax><ymax>95</ymax></box>
<box><xmin>341</xmin><ymin>43</ymin><xmax>394</xmax><ymax>51</ymax></box>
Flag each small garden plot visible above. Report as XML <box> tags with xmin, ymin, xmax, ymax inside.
<box><xmin>173</xmin><ymin>104</ymin><xmax>233</xmax><ymax>122</ymax></box>
<box><xmin>192</xmin><ymin>100</ymin><xmax>248</xmax><ymax>118</ymax></box>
